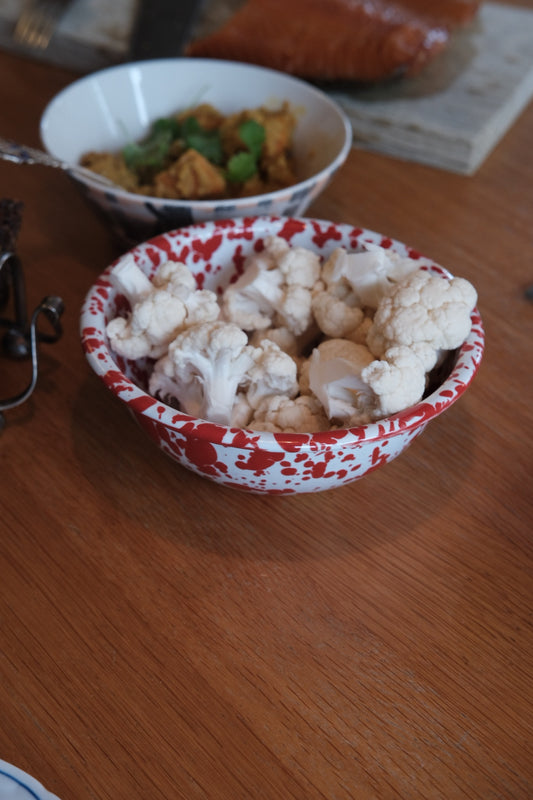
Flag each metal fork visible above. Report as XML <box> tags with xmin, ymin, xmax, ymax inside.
<box><xmin>12</xmin><ymin>0</ymin><xmax>72</xmax><ymax>50</ymax></box>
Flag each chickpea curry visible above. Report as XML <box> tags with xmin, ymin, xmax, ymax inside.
<box><xmin>80</xmin><ymin>102</ymin><xmax>298</xmax><ymax>200</ymax></box>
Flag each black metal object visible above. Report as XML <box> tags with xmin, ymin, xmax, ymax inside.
<box><xmin>129</xmin><ymin>0</ymin><xmax>207</xmax><ymax>60</ymax></box>
<box><xmin>1</xmin><ymin>251</ymin><xmax>30</xmax><ymax>358</ymax></box>
<box><xmin>0</xmin><ymin>198</ymin><xmax>65</xmax><ymax>429</ymax></box>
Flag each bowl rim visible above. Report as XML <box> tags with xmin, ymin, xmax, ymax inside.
<box><xmin>80</xmin><ymin>215</ymin><xmax>485</xmax><ymax>452</ymax></box>
<box><xmin>40</xmin><ymin>57</ymin><xmax>353</xmax><ymax>208</ymax></box>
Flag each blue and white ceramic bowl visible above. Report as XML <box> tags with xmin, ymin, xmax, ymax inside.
<box><xmin>0</xmin><ymin>760</ymin><xmax>61</xmax><ymax>800</ymax></box>
<box><xmin>40</xmin><ymin>58</ymin><xmax>352</xmax><ymax>246</ymax></box>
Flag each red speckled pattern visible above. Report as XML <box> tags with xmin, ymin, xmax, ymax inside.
<box><xmin>80</xmin><ymin>216</ymin><xmax>485</xmax><ymax>494</ymax></box>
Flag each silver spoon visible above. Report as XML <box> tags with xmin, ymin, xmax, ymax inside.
<box><xmin>0</xmin><ymin>136</ymin><xmax>119</xmax><ymax>190</ymax></box>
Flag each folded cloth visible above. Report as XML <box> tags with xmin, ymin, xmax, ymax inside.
<box><xmin>186</xmin><ymin>0</ymin><xmax>481</xmax><ymax>83</ymax></box>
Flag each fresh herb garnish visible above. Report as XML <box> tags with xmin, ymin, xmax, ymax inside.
<box><xmin>239</xmin><ymin>118</ymin><xmax>265</xmax><ymax>159</ymax></box>
<box><xmin>226</xmin><ymin>119</ymin><xmax>266</xmax><ymax>183</ymax></box>
<box><xmin>122</xmin><ymin>113</ymin><xmax>266</xmax><ymax>186</ymax></box>
<box><xmin>226</xmin><ymin>151</ymin><xmax>259</xmax><ymax>183</ymax></box>
<box><xmin>123</xmin><ymin>117</ymin><xmax>180</xmax><ymax>173</ymax></box>
<box><xmin>181</xmin><ymin>116</ymin><xmax>224</xmax><ymax>165</ymax></box>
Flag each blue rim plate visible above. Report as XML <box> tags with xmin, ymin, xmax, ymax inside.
<box><xmin>0</xmin><ymin>760</ymin><xmax>61</xmax><ymax>800</ymax></box>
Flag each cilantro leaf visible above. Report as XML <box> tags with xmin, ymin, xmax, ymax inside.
<box><xmin>226</xmin><ymin>119</ymin><xmax>266</xmax><ymax>183</ymax></box>
<box><xmin>122</xmin><ymin>117</ymin><xmax>180</xmax><ymax>172</ymax></box>
<box><xmin>181</xmin><ymin>116</ymin><xmax>224</xmax><ymax>165</ymax></box>
<box><xmin>238</xmin><ymin>118</ymin><xmax>265</xmax><ymax>158</ymax></box>
<box><xmin>226</xmin><ymin>151</ymin><xmax>258</xmax><ymax>183</ymax></box>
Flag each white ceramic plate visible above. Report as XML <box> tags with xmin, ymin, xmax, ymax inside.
<box><xmin>0</xmin><ymin>761</ymin><xmax>61</xmax><ymax>800</ymax></box>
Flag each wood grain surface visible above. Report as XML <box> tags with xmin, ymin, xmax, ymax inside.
<box><xmin>0</xmin><ymin>15</ymin><xmax>532</xmax><ymax>798</ymax></box>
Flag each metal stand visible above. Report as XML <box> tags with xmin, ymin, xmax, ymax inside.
<box><xmin>0</xmin><ymin>199</ymin><xmax>64</xmax><ymax>429</ymax></box>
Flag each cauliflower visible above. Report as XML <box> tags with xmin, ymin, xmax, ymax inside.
<box><xmin>276</xmin><ymin>238</ymin><xmax>321</xmax><ymax>289</ymax></box>
<box><xmin>249</xmin><ymin>325</ymin><xmax>299</xmax><ymax>356</ymax></box>
<box><xmin>277</xmin><ymin>284</ymin><xmax>314</xmax><ymax>336</ymax></box>
<box><xmin>311</xmin><ymin>288</ymin><xmax>364</xmax><ymax>339</ymax></box>
<box><xmin>323</xmin><ymin>243</ymin><xmax>418</xmax><ymax>310</ymax></box>
<box><xmin>311</xmin><ymin>244</ymin><xmax>418</xmax><ymax>339</ymax></box>
<box><xmin>149</xmin><ymin>320</ymin><xmax>255</xmax><ymax>425</ymax></box>
<box><xmin>367</xmin><ymin>268</ymin><xmax>477</xmax><ymax>358</ymax></box>
<box><xmin>245</xmin><ymin>339</ymin><xmax>299</xmax><ymax>410</ymax></box>
<box><xmin>105</xmin><ymin>241</ymin><xmax>479</xmax><ymax>435</ymax></box>
<box><xmin>308</xmin><ymin>339</ymin><xmax>376</xmax><ymax>426</ymax></box>
<box><xmin>249</xmin><ymin>394</ymin><xmax>329</xmax><ymax>433</ymax></box>
<box><xmin>106</xmin><ymin>255</ymin><xmax>219</xmax><ymax>359</ymax></box>
<box><xmin>222</xmin><ymin>258</ymin><xmax>283</xmax><ymax>331</ymax></box>
<box><xmin>361</xmin><ymin>345</ymin><xmax>429</xmax><ymax>418</ymax></box>
<box><xmin>109</xmin><ymin>252</ymin><xmax>152</xmax><ymax>304</ymax></box>
<box><xmin>298</xmin><ymin>357</ymin><xmax>311</xmax><ymax>395</ymax></box>
<box><xmin>231</xmin><ymin>392</ymin><xmax>254</xmax><ymax>429</ymax></box>
<box><xmin>223</xmin><ymin>235</ymin><xmax>320</xmax><ymax>335</ymax></box>
<box><xmin>345</xmin><ymin>314</ymin><xmax>374</xmax><ymax>346</ymax></box>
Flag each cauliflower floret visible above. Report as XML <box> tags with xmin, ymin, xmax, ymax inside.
<box><xmin>249</xmin><ymin>394</ymin><xmax>329</xmax><ymax>433</ymax></box>
<box><xmin>276</xmin><ymin>241</ymin><xmax>321</xmax><ymax>288</ymax></box>
<box><xmin>323</xmin><ymin>243</ymin><xmax>418</xmax><ymax>310</ymax></box>
<box><xmin>311</xmin><ymin>243</ymin><xmax>417</xmax><ymax>341</ymax></box>
<box><xmin>311</xmin><ymin>289</ymin><xmax>364</xmax><ymax>339</ymax></box>
<box><xmin>223</xmin><ymin>236</ymin><xmax>320</xmax><ymax>336</ymax></box>
<box><xmin>231</xmin><ymin>392</ymin><xmax>254</xmax><ymax>428</ymax></box>
<box><xmin>308</xmin><ymin>339</ymin><xmax>376</xmax><ymax>426</ymax></box>
<box><xmin>345</xmin><ymin>314</ymin><xmax>374</xmax><ymax>346</ymax></box>
<box><xmin>107</xmin><ymin>291</ymin><xmax>189</xmax><ymax>360</ymax></box>
<box><xmin>222</xmin><ymin>236</ymin><xmax>288</xmax><ymax>331</ymax></box>
<box><xmin>109</xmin><ymin>252</ymin><xmax>152</xmax><ymax>304</ymax></box>
<box><xmin>274</xmin><ymin>244</ymin><xmax>324</xmax><ymax>335</ymax></box>
<box><xmin>245</xmin><ymin>340</ymin><xmax>299</xmax><ymax>409</ymax></box>
<box><xmin>222</xmin><ymin>259</ymin><xmax>283</xmax><ymax>331</ymax></box>
<box><xmin>152</xmin><ymin>259</ymin><xmax>220</xmax><ymax>326</ymax></box>
<box><xmin>151</xmin><ymin>259</ymin><xmax>196</xmax><ymax>297</ymax></box>
<box><xmin>410</xmin><ymin>341</ymin><xmax>441</xmax><ymax>373</ymax></box>
<box><xmin>249</xmin><ymin>325</ymin><xmax>299</xmax><ymax>356</ymax></box>
<box><xmin>106</xmin><ymin>255</ymin><xmax>219</xmax><ymax>359</ymax></box>
<box><xmin>181</xmin><ymin>288</ymin><xmax>221</xmax><ymax>327</ymax></box>
<box><xmin>255</xmin><ymin>235</ymin><xmax>291</xmax><ymax>266</ymax></box>
<box><xmin>361</xmin><ymin>345</ymin><xmax>429</xmax><ymax>418</ymax></box>
<box><xmin>149</xmin><ymin>320</ymin><xmax>255</xmax><ymax>425</ymax></box>
<box><xmin>367</xmin><ymin>268</ymin><xmax>477</xmax><ymax>358</ymax></box>
<box><xmin>277</xmin><ymin>283</ymin><xmax>313</xmax><ymax>336</ymax></box>
<box><xmin>298</xmin><ymin>357</ymin><xmax>311</xmax><ymax>396</ymax></box>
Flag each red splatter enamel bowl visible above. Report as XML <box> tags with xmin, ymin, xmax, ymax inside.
<box><xmin>80</xmin><ymin>216</ymin><xmax>484</xmax><ymax>494</ymax></box>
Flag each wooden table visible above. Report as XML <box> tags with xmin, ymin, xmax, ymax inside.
<box><xmin>1</xmin><ymin>37</ymin><xmax>532</xmax><ymax>800</ymax></box>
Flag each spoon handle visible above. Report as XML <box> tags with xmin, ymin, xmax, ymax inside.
<box><xmin>0</xmin><ymin>136</ymin><xmax>117</xmax><ymax>189</ymax></box>
<box><xmin>0</xmin><ymin>137</ymin><xmax>59</xmax><ymax>167</ymax></box>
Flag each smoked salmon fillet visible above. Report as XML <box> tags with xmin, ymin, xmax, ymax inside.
<box><xmin>186</xmin><ymin>0</ymin><xmax>481</xmax><ymax>83</ymax></box>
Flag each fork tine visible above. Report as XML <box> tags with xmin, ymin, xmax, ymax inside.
<box><xmin>13</xmin><ymin>0</ymin><xmax>71</xmax><ymax>50</ymax></box>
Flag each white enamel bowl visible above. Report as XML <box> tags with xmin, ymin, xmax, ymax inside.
<box><xmin>80</xmin><ymin>216</ymin><xmax>485</xmax><ymax>495</ymax></box>
<box><xmin>40</xmin><ymin>58</ymin><xmax>352</xmax><ymax>246</ymax></box>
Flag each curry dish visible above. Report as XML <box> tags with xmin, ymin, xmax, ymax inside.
<box><xmin>80</xmin><ymin>102</ymin><xmax>298</xmax><ymax>201</ymax></box>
